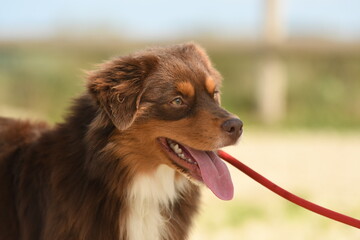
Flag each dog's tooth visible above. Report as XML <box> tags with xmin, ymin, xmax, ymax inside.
<box><xmin>187</xmin><ymin>158</ymin><xmax>197</xmax><ymax>164</ymax></box>
<box><xmin>174</xmin><ymin>146</ymin><xmax>182</xmax><ymax>154</ymax></box>
<box><xmin>179</xmin><ymin>153</ymin><xmax>185</xmax><ymax>159</ymax></box>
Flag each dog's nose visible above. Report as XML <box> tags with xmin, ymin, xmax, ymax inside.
<box><xmin>221</xmin><ymin>118</ymin><xmax>243</xmax><ymax>140</ymax></box>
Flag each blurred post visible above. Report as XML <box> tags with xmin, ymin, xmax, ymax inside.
<box><xmin>257</xmin><ymin>0</ymin><xmax>287</xmax><ymax>124</ymax></box>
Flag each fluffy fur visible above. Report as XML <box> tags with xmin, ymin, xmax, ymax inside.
<box><xmin>0</xmin><ymin>43</ymin><xmax>242</xmax><ymax>240</ymax></box>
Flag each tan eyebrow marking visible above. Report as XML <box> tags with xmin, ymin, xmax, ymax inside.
<box><xmin>205</xmin><ymin>76</ymin><xmax>216</xmax><ymax>94</ymax></box>
<box><xmin>177</xmin><ymin>81</ymin><xmax>195</xmax><ymax>97</ymax></box>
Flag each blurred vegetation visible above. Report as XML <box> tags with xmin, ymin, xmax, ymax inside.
<box><xmin>0</xmin><ymin>39</ymin><xmax>360</xmax><ymax>129</ymax></box>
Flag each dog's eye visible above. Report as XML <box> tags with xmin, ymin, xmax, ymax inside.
<box><xmin>170</xmin><ymin>97</ymin><xmax>184</xmax><ymax>106</ymax></box>
<box><xmin>213</xmin><ymin>91</ymin><xmax>220</xmax><ymax>101</ymax></box>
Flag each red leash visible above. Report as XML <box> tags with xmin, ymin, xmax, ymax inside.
<box><xmin>217</xmin><ymin>150</ymin><xmax>360</xmax><ymax>229</ymax></box>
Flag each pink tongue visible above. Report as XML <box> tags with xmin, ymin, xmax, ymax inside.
<box><xmin>185</xmin><ymin>147</ymin><xmax>234</xmax><ymax>200</ymax></box>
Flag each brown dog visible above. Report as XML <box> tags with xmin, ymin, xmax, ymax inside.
<box><xmin>0</xmin><ymin>43</ymin><xmax>242</xmax><ymax>240</ymax></box>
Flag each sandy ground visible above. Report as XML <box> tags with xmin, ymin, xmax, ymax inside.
<box><xmin>191</xmin><ymin>131</ymin><xmax>360</xmax><ymax>240</ymax></box>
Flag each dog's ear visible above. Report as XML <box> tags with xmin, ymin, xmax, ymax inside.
<box><xmin>87</xmin><ymin>54</ymin><xmax>158</xmax><ymax>130</ymax></box>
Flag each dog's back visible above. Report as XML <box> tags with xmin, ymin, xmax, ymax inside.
<box><xmin>0</xmin><ymin>117</ymin><xmax>48</xmax><ymax>153</ymax></box>
<box><xmin>0</xmin><ymin>117</ymin><xmax>48</xmax><ymax>240</ymax></box>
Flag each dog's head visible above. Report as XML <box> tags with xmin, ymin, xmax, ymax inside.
<box><xmin>88</xmin><ymin>43</ymin><xmax>242</xmax><ymax>200</ymax></box>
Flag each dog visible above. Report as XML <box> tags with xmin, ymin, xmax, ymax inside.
<box><xmin>0</xmin><ymin>43</ymin><xmax>243</xmax><ymax>240</ymax></box>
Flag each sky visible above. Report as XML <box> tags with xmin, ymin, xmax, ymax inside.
<box><xmin>1</xmin><ymin>0</ymin><xmax>360</xmax><ymax>41</ymax></box>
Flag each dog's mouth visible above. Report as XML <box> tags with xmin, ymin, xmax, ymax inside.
<box><xmin>158</xmin><ymin>137</ymin><xmax>233</xmax><ymax>200</ymax></box>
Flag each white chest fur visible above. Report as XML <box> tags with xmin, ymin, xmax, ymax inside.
<box><xmin>126</xmin><ymin>165</ymin><xmax>189</xmax><ymax>240</ymax></box>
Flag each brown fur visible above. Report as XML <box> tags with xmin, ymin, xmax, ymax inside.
<box><xmin>176</xmin><ymin>82</ymin><xmax>195</xmax><ymax>98</ymax></box>
<box><xmin>0</xmin><ymin>43</ymin><xmax>242</xmax><ymax>240</ymax></box>
<box><xmin>205</xmin><ymin>76</ymin><xmax>216</xmax><ymax>95</ymax></box>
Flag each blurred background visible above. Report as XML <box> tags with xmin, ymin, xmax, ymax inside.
<box><xmin>1</xmin><ymin>0</ymin><xmax>359</xmax><ymax>239</ymax></box>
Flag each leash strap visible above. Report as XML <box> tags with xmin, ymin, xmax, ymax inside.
<box><xmin>217</xmin><ymin>150</ymin><xmax>360</xmax><ymax>229</ymax></box>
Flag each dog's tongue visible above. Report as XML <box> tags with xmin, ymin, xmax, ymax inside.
<box><xmin>185</xmin><ymin>147</ymin><xmax>234</xmax><ymax>200</ymax></box>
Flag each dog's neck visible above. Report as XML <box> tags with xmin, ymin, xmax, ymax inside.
<box><xmin>126</xmin><ymin>164</ymin><xmax>190</xmax><ymax>240</ymax></box>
